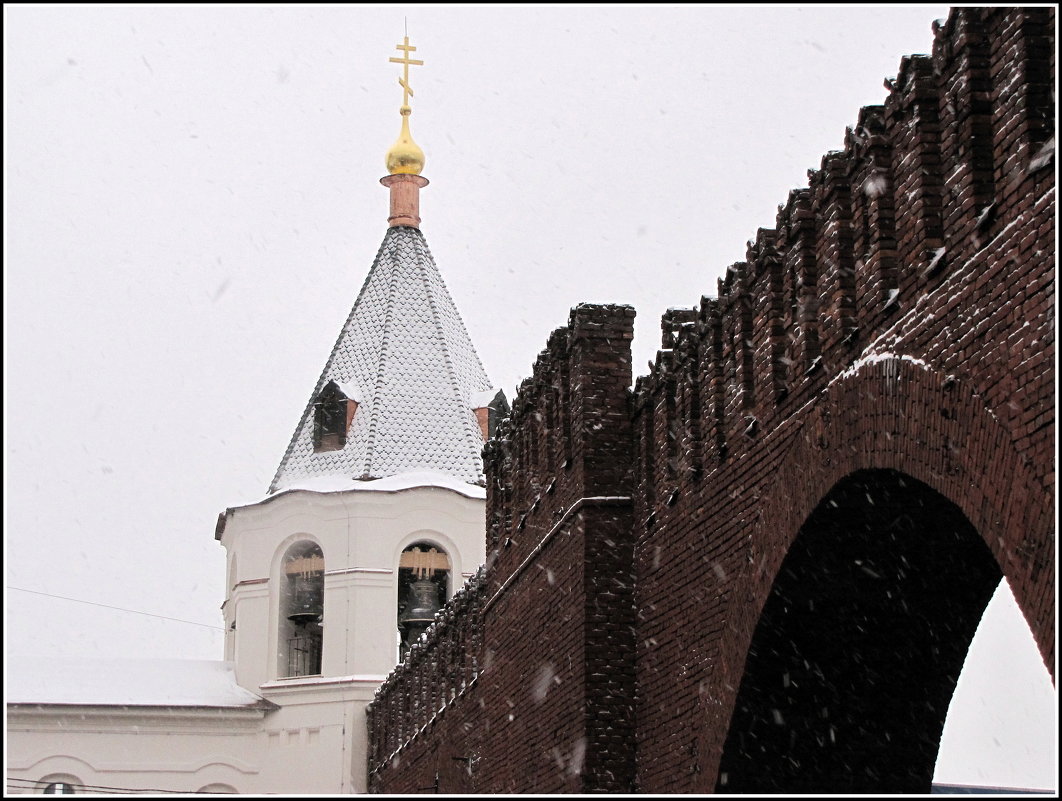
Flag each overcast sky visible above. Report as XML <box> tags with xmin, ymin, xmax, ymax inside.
<box><xmin>4</xmin><ymin>4</ymin><xmax>1056</xmax><ymax>789</ymax></box>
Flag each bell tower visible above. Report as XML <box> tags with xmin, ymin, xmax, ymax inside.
<box><xmin>212</xmin><ymin>33</ymin><xmax>503</xmax><ymax>793</ymax></box>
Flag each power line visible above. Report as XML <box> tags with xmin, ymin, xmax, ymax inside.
<box><xmin>5</xmin><ymin>587</ymin><xmax>224</xmax><ymax>631</ymax></box>
<box><xmin>7</xmin><ymin>776</ymin><xmax>236</xmax><ymax>794</ymax></box>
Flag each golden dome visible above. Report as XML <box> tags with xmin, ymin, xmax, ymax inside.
<box><xmin>386</xmin><ymin>105</ymin><xmax>425</xmax><ymax>176</ymax></box>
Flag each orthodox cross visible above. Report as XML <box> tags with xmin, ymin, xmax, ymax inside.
<box><xmin>389</xmin><ymin>36</ymin><xmax>423</xmax><ymax>107</ymax></box>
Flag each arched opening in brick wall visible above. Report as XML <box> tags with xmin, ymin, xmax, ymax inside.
<box><xmin>715</xmin><ymin>468</ymin><xmax>1001</xmax><ymax>794</ymax></box>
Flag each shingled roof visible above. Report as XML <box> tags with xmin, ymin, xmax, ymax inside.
<box><xmin>269</xmin><ymin>225</ymin><xmax>495</xmax><ymax>492</ymax></box>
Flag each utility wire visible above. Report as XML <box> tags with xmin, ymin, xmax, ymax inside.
<box><xmin>7</xmin><ymin>776</ymin><xmax>237</xmax><ymax>794</ymax></box>
<box><xmin>5</xmin><ymin>587</ymin><xmax>224</xmax><ymax>631</ymax></box>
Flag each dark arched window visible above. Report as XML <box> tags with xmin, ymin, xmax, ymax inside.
<box><xmin>197</xmin><ymin>783</ymin><xmax>239</xmax><ymax>794</ymax></box>
<box><xmin>39</xmin><ymin>775</ymin><xmax>81</xmax><ymax>794</ymax></box>
<box><xmin>397</xmin><ymin>543</ymin><xmax>451</xmax><ymax>661</ymax></box>
<box><xmin>280</xmin><ymin>541</ymin><xmax>324</xmax><ymax>677</ymax></box>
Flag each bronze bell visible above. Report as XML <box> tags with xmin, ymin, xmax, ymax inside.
<box><xmin>398</xmin><ymin>578</ymin><xmax>440</xmax><ymax>646</ymax></box>
<box><xmin>287</xmin><ymin>573</ymin><xmax>324</xmax><ymax>626</ymax></box>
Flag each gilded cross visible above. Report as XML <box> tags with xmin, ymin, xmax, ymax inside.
<box><xmin>389</xmin><ymin>36</ymin><xmax>423</xmax><ymax>107</ymax></box>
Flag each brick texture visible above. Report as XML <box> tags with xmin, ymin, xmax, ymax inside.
<box><xmin>367</xmin><ymin>7</ymin><xmax>1054</xmax><ymax>794</ymax></box>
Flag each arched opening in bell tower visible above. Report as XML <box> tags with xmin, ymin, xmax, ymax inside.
<box><xmin>278</xmin><ymin>540</ymin><xmax>325</xmax><ymax>678</ymax></box>
<box><xmin>715</xmin><ymin>468</ymin><xmax>1005</xmax><ymax>794</ymax></box>
<box><xmin>396</xmin><ymin>542</ymin><xmax>451</xmax><ymax>662</ymax></box>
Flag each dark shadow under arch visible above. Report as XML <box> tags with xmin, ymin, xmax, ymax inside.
<box><xmin>716</xmin><ymin>468</ymin><xmax>1001</xmax><ymax>794</ymax></box>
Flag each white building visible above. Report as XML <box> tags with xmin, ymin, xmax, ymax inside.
<box><xmin>6</xmin><ymin>44</ymin><xmax>503</xmax><ymax>793</ymax></box>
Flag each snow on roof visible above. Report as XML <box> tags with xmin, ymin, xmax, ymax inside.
<box><xmin>332</xmin><ymin>379</ymin><xmax>363</xmax><ymax>404</ymax></box>
<box><xmin>250</xmin><ymin>470</ymin><xmax>487</xmax><ymax>507</ymax></box>
<box><xmin>6</xmin><ymin>657</ymin><xmax>266</xmax><ymax>708</ymax></box>
<box><xmin>269</xmin><ymin>226</ymin><xmax>494</xmax><ymax>493</ymax></box>
<box><xmin>468</xmin><ymin>388</ymin><xmax>502</xmax><ymax>409</ymax></box>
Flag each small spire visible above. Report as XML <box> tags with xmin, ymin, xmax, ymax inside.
<box><xmin>385</xmin><ymin>35</ymin><xmax>425</xmax><ymax>176</ymax></box>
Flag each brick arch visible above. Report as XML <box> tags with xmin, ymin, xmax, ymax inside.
<box><xmin>702</xmin><ymin>355</ymin><xmax>1054</xmax><ymax>792</ymax></box>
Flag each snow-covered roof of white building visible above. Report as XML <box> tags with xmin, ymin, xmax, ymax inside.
<box><xmin>269</xmin><ymin>225</ymin><xmax>495</xmax><ymax>493</ymax></box>
<box><xmin>241</xmin><ymin>470</ymin><xmax>487</xmax><ymax>507</ymax></box>
<box><xmin>6</xmin><ymin>657</ymin><xmax>269</xmax><ymax>708</ymax></box>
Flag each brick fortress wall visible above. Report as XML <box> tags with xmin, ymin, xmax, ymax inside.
<box><xmin>368</xmin><ymin>7</ymin><xmax>1054</xmax><ymax>793</ymax></box>
<box><xmin>368</xmin><ymin>304</ymin><xmax>638</xmax><ymax>793</ymax></box>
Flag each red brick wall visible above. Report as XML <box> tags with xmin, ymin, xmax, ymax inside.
<box><xmin>368</xmin><ymin>7</ymin><xmax>1054</xmax><ymax>794</ymax></box>
<box><xmin>369</xmin><ymin>305</ymin><xmax>636</xmax><ymax>793</ymax></box>
<box><xmin>633</xmin><ymin>7</ymin><xmax>1054</xmax><ymax>792</ymax></box>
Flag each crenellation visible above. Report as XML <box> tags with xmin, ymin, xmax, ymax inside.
<box><xmin>650</xmin><ymin>353</ymin><xmax>672</xmax><ymax>493</ymax></box>
<box><xmin>569</xmin><ymin>303</ymin><xmax>637</xmax><ymax>498</ymax></box>
<box><xmin>847</xmin><ymin>105</ymin><xmax>901</xmax><ymax>333</ymax></box>
<box><xmin>811</xmin><ymin>150</ymin><xmax>860</xmax><ymax>361</ymax></box>
<box><xmin>662</xmin><ymin>360</ymin><xmax>679</xmax><ymax>484</ymax></box>
<box><xmin>985</xmin><ymin>7</ymin><xmax>1055</xmax><ymax>225</ymax></box>
<box><xmin>482</xmin><ymin>437</ymin><xmax>509</xmax><ymax>551</ymax></box>
<box><xmin>528</xmin><ymin>378</ymin><xmax>548</xmax><ymax>499</ymax></box>
<box><xmin>699</xmin><ymin>295</ymin><xmax>728</xmax><ymax>465</ymax></box>
<box><xmin>746</xmin><ymin>227</ymin><xmax>787</xmax><ymax>412</ymax></box>
<box><xmin>673</xmin><ymin>320</ymin><xmax>704</xmax><ymax>481</ymax></box>
<box><xmin>661</xmin><ymin>307</ymin><xmax>698</xmax><ymax>349</ymax></box>
<box><xmin>776</xmin><ymin>188</ymin><xmax>821</xmax><ymax>389</ymax></box>
<box><xmin>716</xmin><ymin>262</ymin><xmax>756</xmax><ymax>450</ymax></box>
<box><xmin>885</xmin><ymin>53</ymin><xmax>945</xmax><ymax>297</ymax></box>
<box><xmin>934</xmin><ymin>8</ymin><xmax>998</xmax><ymax>265</ymax></box>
